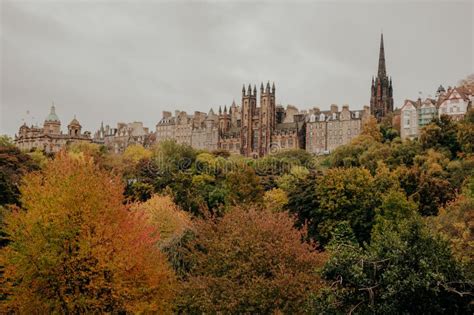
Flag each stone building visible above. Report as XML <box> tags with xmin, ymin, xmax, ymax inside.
<box><xmin>220</xmin><ymin>82</ymin><xmax>305</xmax><ymax>158</ymax></box>
<box><xmin>15</xmin><ymin>105</ymin><xmax>91</xmax><ymax>153</ymax></box>
<box><xmin>93</xmin><ymin>121</ymin><xmax>152</xmax><ymax>153</ymax></box>
<box><xmin>155</xmin><ymin>82</ymin><xmax>306</xmax><ymax>157</ymax></box>
<box><xmin>305</xmin><ymin>104</ymin><xmax>370</xmax><ymax>154</ymax></box>
<box><xmin>191</xmin><ymin>109</ymin><xmax>219</xmax><ymax>151</ymax></box>
<box><xmin>370</xmin><ymin>33</ymin><xmax>394</xmax><ymax>121</ymax></box>
<box><xmin>154</xmin><ymin>83</ymin><xmax>373</xmax><ymax>157</ymax></box>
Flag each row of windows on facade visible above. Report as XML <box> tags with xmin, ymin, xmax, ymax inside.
<box><xmin>308</xmin><ymin>128</ymin><xmax>358</xmax><ymax>137</ymax></box>
<box><xmin>307</xmin><ymin>121</ymin><xmax>360</xmax><ymax>128</ymax></box>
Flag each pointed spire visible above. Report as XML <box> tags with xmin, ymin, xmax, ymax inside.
<box><xmin>242</xmin><ymin>84</ymin><xmax>246</xmax><ymax>95</ymax></box>
<box><xmin>377</xmin><ymin>33</ymin><xmax>386</xmax><ymax>78</ymax></box>
<box><xmin>224</xmin><ymin>105</ymin><xmax>227</xmax><ymax>113</ymax></box>
<box><xmin>219</xmin><ymin>105</ymin><xmax>222</xmax><ymax>114</ymax></box>
<box><xmin>266</xmin><ymin>81</ymin><xmax>270</xmax><ymax>93</ymax></box>
<box><xmin>253</xmin><ymin>85</ymin><xmax>257</xmax><ymax>95</ymax></box>
<box><xmin>247</xmin><ymin>84</ymin><xmax>252</xmax><ymax>95</ymax></box>
<box><xmin>231</xmin><ymin>99</ymin><xmax>236</xmax><ymax>107</ymax></box>
<box><xmin>272</xmin><ymin>82</ymin><xmax>275</xmax><ymax>93</ymax></box>
<box><xmin>260</xmin><ymin>82</ymin><xmax>264</xmax><ymax>91</ymax></box>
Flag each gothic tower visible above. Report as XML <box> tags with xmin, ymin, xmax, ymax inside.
<box><xmin>241</xmin><ymin>84</ymin><xmax>257</xmax><ymax>156</ymax></box>
<box><xmin>218</xmin><ymin>105</ymin><xmax>230</xmax><ymax>135</ymax></box>
<box><xmin>370</xmin><ymin>33</ymin><xmax>393</xmax><ymax>121</ymax></box>
<box><xmin>259</xmin><ymin>81</ymin><xmax>276</xmax><ymax>157</ymax></box>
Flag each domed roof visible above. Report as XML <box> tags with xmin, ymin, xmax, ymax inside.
<box><xmin>45</xmin><ymin>105</ymin><xmax>60</xmax><ymax>122</ymax></box>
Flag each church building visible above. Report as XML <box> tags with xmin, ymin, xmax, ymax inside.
<box><xmin>370</xmin><ymin>33</ymin><xmax>394</xmax><ymax>121</ymax></box>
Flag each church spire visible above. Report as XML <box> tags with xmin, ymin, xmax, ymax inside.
<box><xmin>370</xmin><ymin>33</ymin><xmax>393</xmax><ymax>122</ymax></box>
<box><xmin>378</xmin><ymin>33</ymin><xmax>386</xmax><ymax>78</ymax></box>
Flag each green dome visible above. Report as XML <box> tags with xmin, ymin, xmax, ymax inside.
<box><xmin>45</xmin><ymin>105</ymin><xmax>60</xmax><ymax>122</ymax></box>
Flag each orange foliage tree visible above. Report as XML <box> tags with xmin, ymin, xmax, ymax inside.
<box><xmin>176</xmin><ymin>207</ymin><xmax>327</xmax><ymax>313</ymax></box>
<box><xmin>0</xmin><ymin>152</ymin><xmax>175</xmax><ymax>313</ymax></box>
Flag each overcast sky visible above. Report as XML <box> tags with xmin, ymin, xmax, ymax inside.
<box><xmin>1</xmin><ymin>0</ymin><xmax>473</xmax><ymax>136</ymax></box>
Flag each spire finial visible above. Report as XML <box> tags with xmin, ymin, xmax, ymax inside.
<box><xmin>247</xmin><ymin>84</ymin><xmax>252</xmax><ymax>95</ymax></box>
<box><xmin>253</xmin><ymin>84</ymin><xmax>257</xmax><ymax>95</ymax></box>
<box><xmin>242</xmin><ymin>84</ymin><xmax>246</xmax><ymax>95</ymax></box>
<box><xmin>377</xmin><ymin>32</ymin><xmax>386</xmax><ymax>78</ymax></box>
<box><xmin>272</xmin><ymin>82</ymin><xmax>275</xmax><ymax>93</ymax></box>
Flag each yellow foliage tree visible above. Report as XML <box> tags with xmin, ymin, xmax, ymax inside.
<box><xmin>131</xmin><ymin>195</ymin><xmax>192</xmax><ymax>248</ymax></box>
<box><xmin>361</xmin><ymin>115</ymin><xmax>382</xmax><ymax>142</ymax></box>
<box><xmin>263</xmin><ymin>188</ymin><xmax>289</xmax><ymax>212</ymax></box>
<box><xmin>123</xmin><ymin>144</ymin><xmax>152</xmax><ymax>164</ymax></box>
<box><xmin>430</xmin><ymin>190</ymin><xmax>474</xmax><ymax>268</ymax></box>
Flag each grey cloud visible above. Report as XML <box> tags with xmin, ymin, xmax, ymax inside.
<box><xmin>1</xmin><ymin>0</ymin><xmax>472</xmax><ymax>136</ymax></box>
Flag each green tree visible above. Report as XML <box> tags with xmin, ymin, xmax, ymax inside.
<box><xmin>313</xmin><ymin>190</ymin><xmax>472</xmax><ymax>314</ymax></box>
<box><xmin>420</xmin><ymin>115</ymin><xmax>460</xmax><ymax>157</ymax></box>
<box><xmin>287</xmin><ymin>167</ymin><xmax>379</xmax><ymax>246</ymax></box>
<box><xmin>0</xmin><ymin>146</ymin><xmax>40</xmax><ymax>206</ymax></box>
<box><xmin>224</xmin><ymin>164</ymin><xmax>263</xmax><ymax>206</ymax></box>
<box><xmin>315</xmin><ymin>167</ymin><xmax>379</xmax><ymax>245</ymax></box>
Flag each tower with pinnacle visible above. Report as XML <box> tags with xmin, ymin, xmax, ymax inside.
<box><xmin>370</xmin><ymin>33</ymin><xmax>394</xmax><ymax>121</ymax></box>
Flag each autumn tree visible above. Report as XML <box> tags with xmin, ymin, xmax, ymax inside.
<box><xmin>131</xmin><ymin>194</ymin><xmax>191</xmax><ymax>247</ymax></box>
<box><xmin>361</xmin><ymin>115</ymin><xmax>382</xmax><ymax>142</ymax></box>
<box><xmin>123</xmin><ymin>144</ymin><xmax>152</xmax><ymax>164</ymax></box>
<box><xmin>0</xmin><ymin>152</ymin><xmax>175</xmax><ymax>313</ymax></box>
<box><xmin>263</xmin><ymin>188</ymin><xmax>288</xmax><ymax>212</ymax></box>
<box><xmin>176</xmin><ymin>207</ymin><xmax>326</xmax><ymax>313</ymax></box>
<box><xmin>458</xmin><ymin>73</ymin><xmax>474</xmax><ymax>93</ymax></box>
<box><xmin>457</xmin><ymin>108</ymin><xmax>474</xmax><ymax>155</ymax></box>
<box><xmin>131</xmin><ymin>195</ymin><xmax>193</xmax><ymax>275</ymax></box>
<box><xmin>430</xmin><ymin>177</ymin><xmax>474</xmax><ymax>270</ymax></box>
